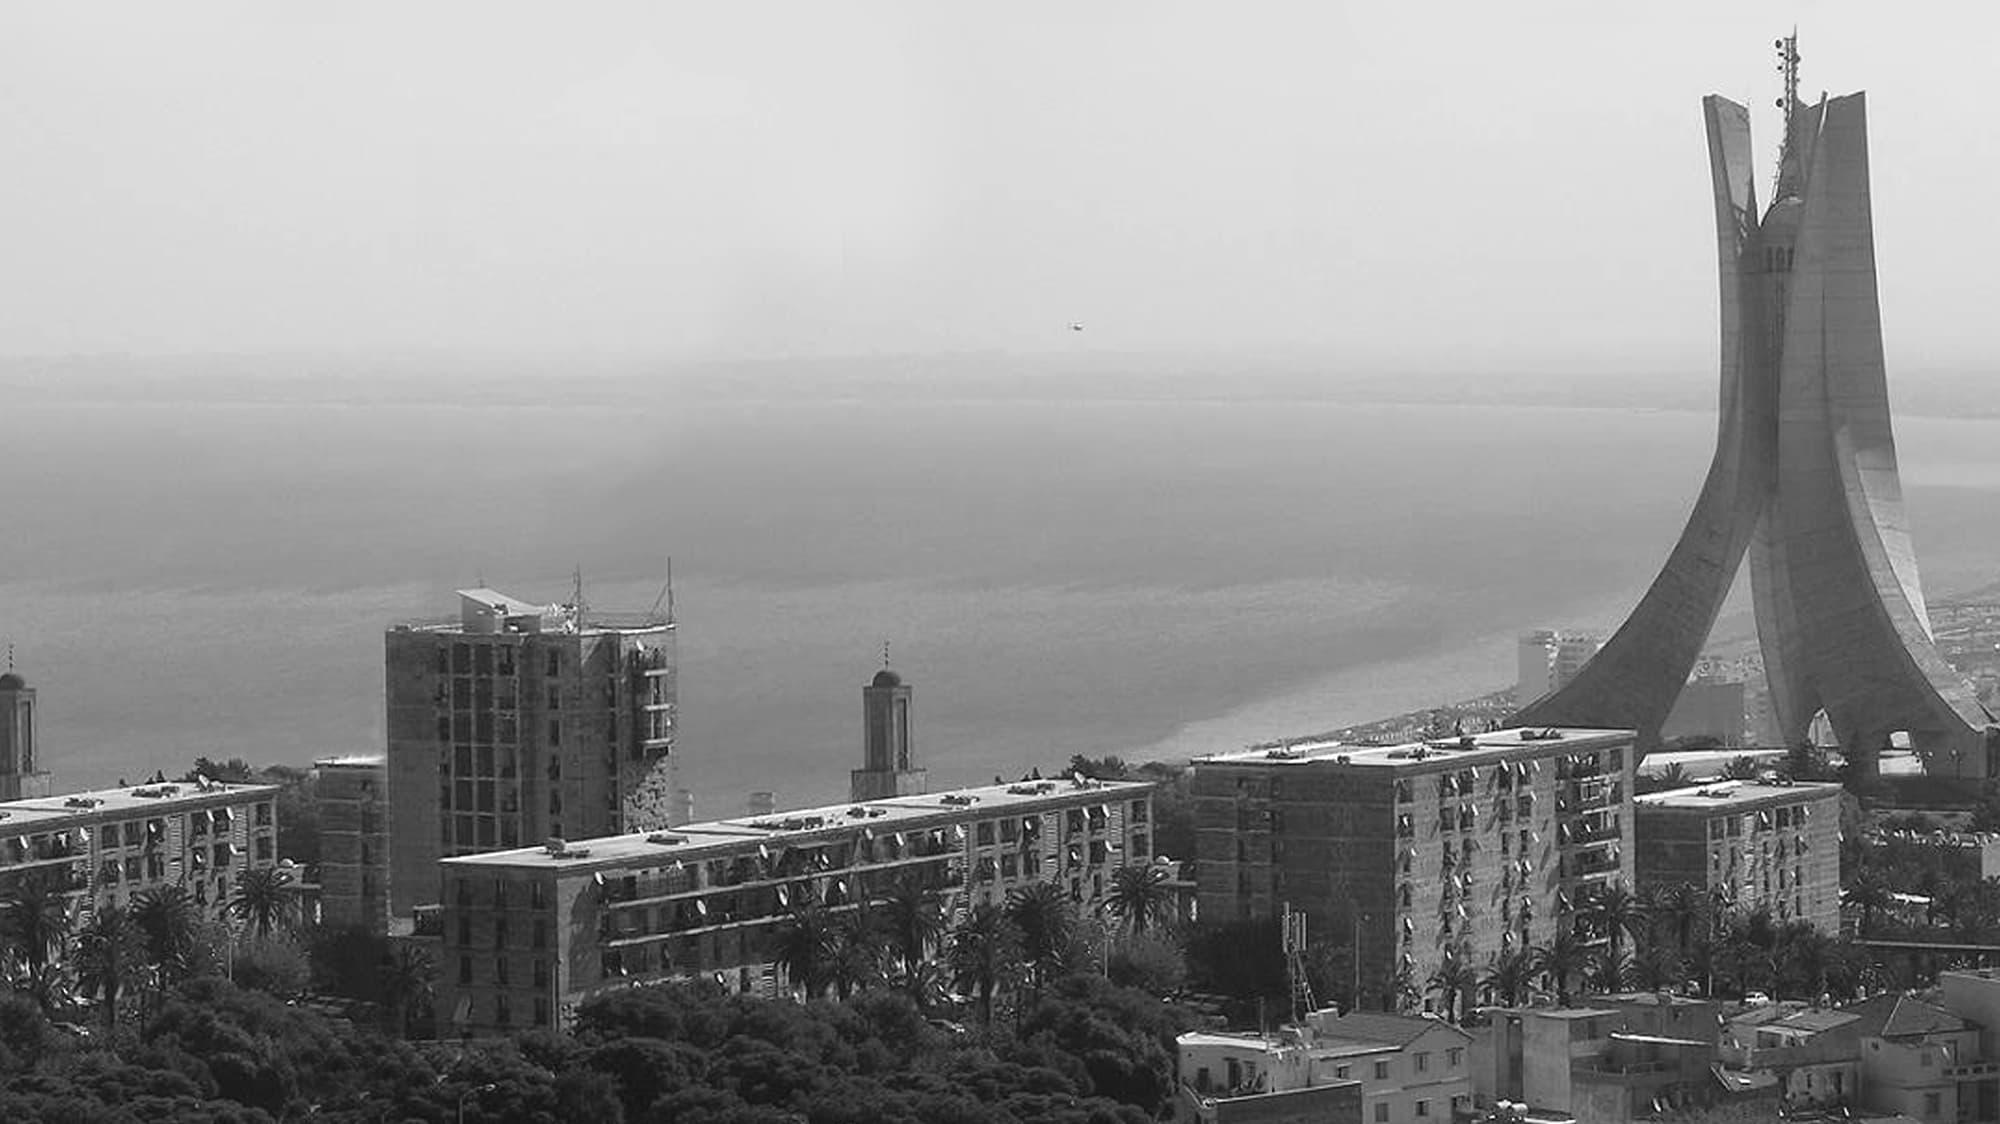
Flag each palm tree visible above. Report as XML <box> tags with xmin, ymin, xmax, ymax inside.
<box><xmin>0</xmin><ymin>872</ymin><xmax>75</xmax><ymax>1011</ymax></box>
<box><xmin>1653</xmin><ymin>763</ymin><xmax>1692</xmax><ymax>790</ymax></box>
<box><xmin>1720</xmin><ymin>756</ymin><xmax>1762</xmax><ymax>781</ymax></box>
<box><xmin>881</xmin><ymin>878</ymin><xmax>946</xmax><ymax>977</ymax></box>
<box><xmin>1586</xmin><ymin>944</ymin><xmax>1631</xmax><ymax>994</ymax></box>
<box><xmin>74</xmin><ymin>904</ymin><xmax>142</xmax><ymax>1031</ymax></box>
<box><xmin>1847</xmin><ymin>871</ymin><xmax>1892</xmax><ymax>938</ymax></box>
<box><xmin>1533</xmin><ymin>929</ymin><xmax>1589</xmax><ymax>1006</ymax></box>
<box><xmin>1424</xmin><ymin>952</ymin><xmax>1476</xmax><ymax>1024</ymax></box>
<box><xmin>897</xmin><ymin>959</ymin><xmax>951</xmax><ymax>1010</ymax></box>
<box><xmin>1105</xmin><ymin>863</ymin><xmax>1172</xmax><ymax>938</ymax></box>
<box><xmin>1005</xmin><ymin>882</ymin><xmax>1074</xmax><ymax>999</ymax></box>
<box><xmin>1655</xmin><ymin>881</ymin><xmax>1707</xmax><ymax>956</ymax></box>
<box><xmin>1479</xmin><ymin>948</ymin><xmax>1535</xmax><ymax>1008</ymax></box>
<box><xmin>948</xmin><ymin>903</ymin><xmax>1020</xmax><ymax>1028</ymax></box>
<box><xmin>824</xmin><ymin>910</ymin><xmax>884</xmax><ymax>1001</ymax></box>
<box><xmin>1587</xmin><ymin>884</ymin><xmax>1646</xmax><ymax>965</ymax></box>
<box><xmin>131</xmin><ymin>883</ymin><xmax>200</xmax><ymax>988</ymax></box>
<box><xmin>772</xmin><ymin>900</ymin><xmax>833</xmax><ymax>998</ymax></box>
<box><xmin>227</xmin><ymin>866</ymin><xmax>297</xmax><ymax>941</ymax></box>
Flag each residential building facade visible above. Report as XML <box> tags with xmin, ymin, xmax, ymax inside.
<box><xmin>386</xmin><ymin>588</ymin><xmax>678</xmax><ymax>917</ymax></box>
<box><xmin>315</xmin><ymin>754</ymin><xmax>388</xmax><ymax>934</ymax></box>
<box><xmin>1633</xmin><ymin>779</ymin><xmax>1842</xmax><ymax>931</ymax></box>
<box><xmin>436</xmin><ymin>776</ymin><xmax>1155</xmax><ymax>1036</ymax></box>
<box><xmin>0</xmin><ymin>777</ymin><xmax>281</xmax><ymax>919</ymax></box>
<box><xmin>1192</xmin><ymin>727</ymin><xmax>1637</xmax><ymax>1009</ymax></box>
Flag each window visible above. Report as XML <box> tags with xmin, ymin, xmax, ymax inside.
<box><xmin>1374</xmin><ymin>1061</ymin><xmax>1389</xmax><ymax>1081</ymax></box>
<box><xmin>1925</xmin><ymin>1093</ymin><xmax>1941</xmax><ymax>1115</ymax></box>
<box><xmin>547</xmin><ymin>686</ymin><xmax>561</xmax><ymax>711</ymax></box>
<box><xmin>496</xmin><ymin>956</ymin><xmax>509</xmax><ymax>985</ymax></box>
<box><xmin>533</xmin><ymin>920</ymin><xmax>547</xmax><ymax>949</ymax></box>
<box><xmin>1416</xmin><ymin>1100</ymin><xmax>1430</xmax><ymax>1118</ymax></box>
<box><xmin>534</xmin><ymin>959</ymin><xmax>549</xmax><ymax>987</ymax></box>
<box><xmin>457</xmin><ymin>917</ymin><xmax>471</xmax><ymax>946</ymax></box>
<box><xmin>495</xmin><ymin>995</ymin><xmax>511</xmax><ymax>1026</ymax></box>
<box><xmin>975</xmin><ymin>821</ymin><xmax>994</xmax><ymax>846</ymax></box>
<box><xmin>1335</xmin><ymin>1065</ymin><xmax>1350</xmax><ymax>1080</ymax></box>
<box><xmin>458</xmin><ymin>956</ymin><xmax>472</xmax><ymax>984</ymax></box>
<box><xmin>534</xmin><ymin>997</ymin><xmax>550</xmax><ymax>1026</ymax></box>
<box><xmin>1447</xmin><ymin>1047</ymin><xmax>1463</xmax><ymax>1068</ymax></box>
<box><xmin>1416</xmin><ymin>1052</ymin><xmax>1429</xmax><ymax>1073</ymax></box>
<box><xmin>545</xmin><ymin>650</ymin><xmax>560</xmax><ymax>677</ymax></box>
<box><xmin>255</xmin><ymin>803</ymin><xmax>272</xmax><ymax>826</ymax></box>
<box><xmin>1374</xmin><ymin>1105</ymin><xmax>1389</xmax><ymax>1123</ymax></box>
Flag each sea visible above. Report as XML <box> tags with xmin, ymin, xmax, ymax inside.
<box><xmin>2</xmin><ymin>358</ymin><xmax>1996</xmax><ymax>817</ymax></box>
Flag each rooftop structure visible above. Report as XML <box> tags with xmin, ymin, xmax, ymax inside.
<box><xmin>1193</xmin><ymin>727</ymin><xmax>1637</xmax><ymax>1013</ymax></box>
<box><xmin>435</xmin><ymin>775</ymin><xmax>1156</xmax><ymax>1036</ymax></box>
<box><xmin>1633</xmin><ymin>779</ymin><xmax>1842</xmax><ymax>931</ymax></box>
<box><xmin>1513</xmin><ymin>35</ymin><xmax>1998</xmax><ymax>776</ymax></box>
<box><xmin>0</xmin><ymin>668</ymin><xmax>51</xmax><ymax>801</ymax></box>
<box><xmin>385</xmin><ymin>586</ymin><xmax>678</xmax><ymax>917</ymax></box>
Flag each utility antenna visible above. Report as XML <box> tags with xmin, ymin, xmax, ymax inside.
<box><xmin>648</xmin><ymin>556</ymin><xmax>677</xmax><ymax>625</ymax></box>
<box><xmin>1772</xmin><ymin>29</ymin><xmax>1803</xmax><ymax>198</ymax></box>
<box><xmin>570</xmin><ymin>565</ymin><xmax>588</xmax><ymax>628</ymax></box>
<box><xmin>1282</xmin><ymin>902</ymin><xmax>1315</xmax><ymax>1022</ymax></box>
<box><xmin>882</xmin><ymin>640</ymin><xmax>892</xmax><ymax>669</ymax></box>
<box><xmin>4</xmin><ymin>642</ymin><xmax>12</xmax><ymax>673</ymax></box>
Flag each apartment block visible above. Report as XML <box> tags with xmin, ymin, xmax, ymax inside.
<box><xmin>435</xmin><ymin>776</ymin><xmax>1155</xmax><ymax>1036</ymax></box>
<box><xmin>386</xmin><ymin>589</ymin><xmax>677</xmax><ymax>917</ymax></box>
<box><xmin>1633</xmin><ymin>779</ymin><xmax>1842</xmax><ymax>931</ymax></box>
<box><xmin>315</xmin><ymin>754</ymin><xmax>388</xmax><ymax>934</ymax></box>
<box><xmin>1192</xmin><ymin>727</ymin><xmax>1636</xmax><ymax>1011</ymax></box>
<box><xmin>0</xmin><ymin>778</ymin><xmax>281</xmax><ymax>918</ymax></box>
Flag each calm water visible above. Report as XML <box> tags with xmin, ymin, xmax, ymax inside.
<box><xmin>2</xmin><ymin>373</ymin><xmax>1996</xmax><ymax>814</ymax></box>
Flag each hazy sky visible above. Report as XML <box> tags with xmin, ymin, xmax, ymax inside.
<box><xmin>4</xmin><ymin>4</ymin><xmax>1996</xmax><ymax>372</ymax></box>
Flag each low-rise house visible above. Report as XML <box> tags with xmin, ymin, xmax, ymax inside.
<box><xmin>1178</xmin><ymin>1011</ymin><xmax>1471</xmax><ymax>1124</ymax></box>
<box><xmin>1478</xmin><ymin>992</ymin><xmax>1778</xmax><ymax>1123</ymax></box>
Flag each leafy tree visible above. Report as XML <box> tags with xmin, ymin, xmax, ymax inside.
<box><xmin>227</xmin><ymin>866</ymin><xmax>297</xmax><ymax>941</ymax></box>
<box><xmin>382</xmin><ymin>942</ymin><xmax>435</xmax><ymax>1038</ymax></box>
<box><xmin>75</xmin><ymin>904</ymin><xmax>143</xmax><ymax>1031</ymax></box>
<box><xmin>948</xmin><ymin>903</ymin><xmax>1020</xmax><ymax>1027</ymax></box>
<box><xmin>1066</xmin><ymin>755</ymin><xmax>1130</xmax><ymax>781</ymax></box>
<box><xmin>231</xmin><ymin>936</ymin><xmax>310</xmax><ymax>998</ymax></box>
<box><xmin>1106</xmin><ymin>931</ymin><xmax>1186</xmax><ymax>995</ymax></box>
<box><xmin>1654</xmin><ymin>762</ymin><xmax>1692</xmax><ymax>789</ymax></box>
<box><xmin>1105</xmin><ymin>863</ymin><xmax>1172</xmax><ymax>938</ymax></box>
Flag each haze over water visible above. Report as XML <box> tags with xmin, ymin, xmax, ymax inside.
<box><xmin>3</xmin><ymin>362</ymin><xmax>1996</xmax><ymax>816</ymax></box>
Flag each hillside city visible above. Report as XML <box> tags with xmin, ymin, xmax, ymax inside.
<box><xmin>12</xmin><ymin>21</ymin><xmax>2000</xmax><ymax>1124</ymax></box>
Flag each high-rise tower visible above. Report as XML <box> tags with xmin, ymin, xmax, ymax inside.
<box><xmin>851</xmin><ymin>656</ymin><xmax>926</xmax><ymax>802</ymax></box>
<box><xmin>1515</xmin><ymin>35</ymin><xmax>1997</xmax><ymax>777</ymax></box>
<box><xmin>384</xmin><ymin>588</ymin><xmax>678</xmax><ymax>917</ymax></box>
<box><xmin>0</xmin><ymin>669</ymin><xmax>51</xmax><ymax>801</ymax></box>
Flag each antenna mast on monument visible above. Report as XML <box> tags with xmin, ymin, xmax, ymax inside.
<box><xmin>1773</xmin><ymin>29</ymin><xmax>1804</xmax><ymax>198</ymax></box>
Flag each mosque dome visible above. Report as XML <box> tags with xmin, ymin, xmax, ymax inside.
<box><xmin>0</xmin><ymin>673</ymin><xmax>23</xmax><ymax>690</ymax></box>
<box><xmin>871</xmin><ymin>669</ymin><xmax>903</xmax><ymax>689</ymax></box>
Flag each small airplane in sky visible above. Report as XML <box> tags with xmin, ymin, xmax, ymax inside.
<box><xmin>1067</xmin><ymin>322</ymin><xmax>1084</xmax><ymax>332</ymax></box>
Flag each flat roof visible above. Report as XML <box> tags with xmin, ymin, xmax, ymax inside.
<box><xmin>315</xmin><ymin>754</ymin><xmax>386</xmax><ymax>768</ymax></box>
<box><xmin>442</xmin><ymin>776</ymin><xmax>1157</xmax><ymax>873</ymax></box>
<box><xmin>1196</xmin><ymin>727</ymin><xmax>1634</xmax><ymax>771</ymax></box>
<box><xmin>1634</xmin><ymin>779</ymin><xmax>1842</xmax><ymax>812</ymax></box>
<box><xmin>0</xmin><ymin>778</ymin><xmax>279</xmax><ymax>830</ymax></box>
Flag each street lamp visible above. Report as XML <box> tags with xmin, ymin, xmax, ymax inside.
<box><xmin>456</xmin><ymin>1084</ymin><xmax>495</xmax><ymax>1124</ymax></box>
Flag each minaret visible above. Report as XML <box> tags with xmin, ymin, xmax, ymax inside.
<box><xmin>850</xmin><ymin>646</ymin><xmax>927</xmax><ymax>802</ymax></box>
<box><xmin>0</xmin><ymin>663</ymin><xmax>51</xmax><ymax>801</ymax></box>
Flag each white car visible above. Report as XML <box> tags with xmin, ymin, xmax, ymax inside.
<box><xmin>1742</xmin><ymin>991</ymin><xmax>1772</xmax><ymax>1006</ymax></box>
